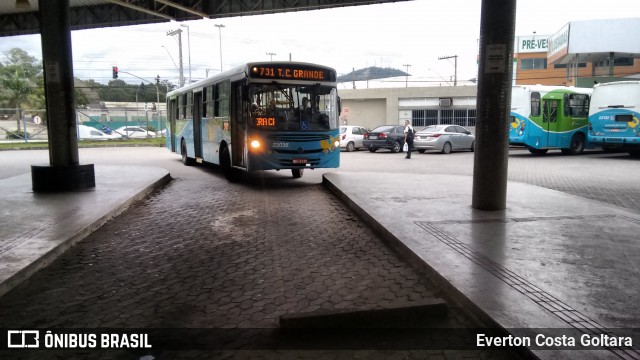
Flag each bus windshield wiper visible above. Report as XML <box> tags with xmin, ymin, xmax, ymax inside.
<box><xmin>271</xmin><ymin>81</ymin><xmax>293</xmax><ymax>106</ymax></box>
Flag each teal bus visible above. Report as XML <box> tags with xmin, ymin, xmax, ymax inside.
<box><xmin>587</xmin><ymin>81</ymin><xmax>640</xmax><ymax>157</ymax></box>
<box><xmin>165</xmin><ymin>62</ymin><xmax>341</xmax><ymax>180</ymax></box>
<box><xmin>509</xmin><ymin>85</ymin><xmax>592</xmax><ymax>155</ymax></box>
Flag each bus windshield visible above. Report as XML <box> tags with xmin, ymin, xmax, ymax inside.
<box><xmin>248</xmin><ymin>84</ymin><xmax>339</xmax><ymax>131</ymax></box>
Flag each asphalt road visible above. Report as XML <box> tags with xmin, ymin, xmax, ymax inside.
<box><xmin>0</xmin><ymin>146</ymin><xmax>637</xmax><ymax>360</ymax></box>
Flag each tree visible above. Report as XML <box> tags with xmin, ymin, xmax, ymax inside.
<box><xmin>0</xmin><ymin>48</ymin><xmax>42</xmax><ymax>108</ymax></box>
<box><xmin>0</xmin><ymin>48</ymin><xmax>45</xmax><ymax>130</ymax></box>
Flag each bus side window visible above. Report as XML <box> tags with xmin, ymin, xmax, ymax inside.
<box><xmin>215</xmin><ymin>81</ymin><xmax>230</xmax><ymax>117</ymax></box>
<box><xmin>187</xmin><ymin>92</ymin><xmax>193</xmax><ymax>119</ymax></box>
<box><xmin>531</xmin><ymin>92</ymin><xmax>541</xmax><ymax>117</ymax></box>
<box><xmin>564</xmin><ymin>94</ymin><xmax>570</xmax><ymax>117</ymax></box>
<box><xmin>569</xmin><ymin>94</ymin><xmax>589</xmax><ymax>117</ymax></box>
<box><xmin>171</xmin><ymin>98</ymin><xmax>178</xmax><ymax>121</ymax></box>
<box><xmin>179</xmin><ymin>94</ymin><xmax>186</xmax><ymax>120</ymax></box>
<box><xmin>202</xmin><ymin>87</ymin><xmax>207</xmax><ymax>118</ymax></box>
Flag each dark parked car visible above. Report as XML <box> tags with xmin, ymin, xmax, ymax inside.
<box><xmin>363</xmin><ymin>125</ymin><xmax>408</xmax><ymax>153</ymax></box>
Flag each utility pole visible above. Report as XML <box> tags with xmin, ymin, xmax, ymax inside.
<box><xmin>403</xmin><ymin>64</ymin><xmax>411</xmax><ymax>87</ymax></box>
<box><xmin>166</xmin><ymin>29</ymin><xmax>184</xmax><ymax>87</ymax></box>
<box><xmin>438</xmin><ymin>55</ymin><xmax>458</xmax><ymax>86</ymax></box>
<box><xmin>266</xmin><ymin>52</ymin><xmax>276</xmax><ymax>61</ymax></box>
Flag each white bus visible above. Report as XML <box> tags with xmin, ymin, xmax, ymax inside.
<box><xmin>587</xmin><ymin>81</ymin><xmax>640</xmax><ymax>157</ymax></box>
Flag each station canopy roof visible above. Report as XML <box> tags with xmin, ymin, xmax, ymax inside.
<box><xmin>0</xmin><ymin>0</ymin><xmax>407</xmax><ymax>37</ymax></box>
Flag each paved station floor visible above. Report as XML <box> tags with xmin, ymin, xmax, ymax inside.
<box><xmin>1</xmin><ymin>166</ymin><xmax>639</xmax><ymax>360</ymax></box>
<box><xmin>0</xmin><ymin>165</ymin><xmax>170</xmax><ymax>297</ymax></box>
<box><xmin>323</xmin><ymin>172</ymin><xmax>640</xmax><ymax>360</ymax></box>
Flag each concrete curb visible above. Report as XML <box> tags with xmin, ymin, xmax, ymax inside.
<box><xmin>280</xmin><ymin>298</ymin><xmax>448</xmax><ymax>328</ymax></box>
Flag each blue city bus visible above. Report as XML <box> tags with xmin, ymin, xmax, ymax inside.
<box><xmin>587</xmin><ymin>81</ymin><xmax>640</xmax><ymax>157</ymax></box>
<box><xmin>165</xmin><ymin>62</ymin><xmax>341</xmax><ymax>180</ymax></box>
<box><xmin>509</xmin><ymin>85</ymin><xmax>592</xmax><ymax>155</ymax></box>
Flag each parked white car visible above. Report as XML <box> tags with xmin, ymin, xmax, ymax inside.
<box><xmin>113</xmin><ymin>126</ymin><xmax>156</xmax><ymax>138</ymax></box>
<box><xmin>77</xmin><ymin>125</ymin><xmax>119</xmax><ymax>140</ymax></box>
<box><xmin>339</xmin><ymin>125</ymin><xmax>369</xmax><ymax>152</ymax></box>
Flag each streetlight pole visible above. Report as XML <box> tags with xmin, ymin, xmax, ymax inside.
<box><xmin>438</xmin><ymin>55</ymin><xmax>458</xmax><ymax>86</ymax></box>
<box><xmin>214</xmin><ymin>24</ymin><xmax>225</xmax><ymax>72</ymax></box>
<box><xmin>180</xmin><ymin>24</ymin><xmax>192</xmax><ymax>84</ymax></box>
<box><xmin>266</xmin><ymin>52</ymin><xmax>276</xmax><ymax>61</ymax></box>
<box><xmin>403</xmin><ymin>64</ymin><xmax>411</xmax><ymax>87</ymax></box>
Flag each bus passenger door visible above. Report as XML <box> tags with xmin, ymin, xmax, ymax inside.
<box><xmin>168</xmin><ymin>98</ymin><xmax>177</xmax><ymax>152</ymax></box>
<box><xmin>193</xmin><ymin>91</ymin><xmax>203</xmax><ymax>160</ymax></box>
<box><xmin>544</xmin><ymin>100</ymin><xmax>559</xmax><ymax>147</ymax></box>
<box><xmin>231</xmin><ymin>81</ymin><xmax>247</xmax><ymax>169</ymax></box>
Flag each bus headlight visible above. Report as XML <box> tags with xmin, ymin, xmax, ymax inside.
<box><xmin>250</xmin><ymin>139</ymin><xmax>261</xmax><ymax>149</ymax></box>
<box><xmin>334</xmin><ymin>140</ymin><xmax>340</xmax><ymax>148</ymax></box>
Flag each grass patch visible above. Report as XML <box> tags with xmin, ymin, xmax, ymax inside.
<box><xmin>0</xmin><ymin>137</ymin><xmax>166</xmax><ymax>150</ymax></box>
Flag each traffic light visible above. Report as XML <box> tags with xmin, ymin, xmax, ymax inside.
<box><xmin>112</xmin><ymin>66</ymin><xmax>118</xmax><ymax>79</ymax></box>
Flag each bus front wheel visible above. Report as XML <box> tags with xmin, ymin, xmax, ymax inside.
<box><xmin>221</xmin><ymin>146</ymin><xmax>240</xmax><ymax>182</ymax></box>
<box><xmin>292</xmin><ymin>169</ymin><xmax>304</xmax><ymax>178</ymax></box>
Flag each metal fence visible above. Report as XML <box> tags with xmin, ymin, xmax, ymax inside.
<box><xmin>0</xmin><ymin>107</ymin><xmax>167</xmax><ymax>142</ymax></box>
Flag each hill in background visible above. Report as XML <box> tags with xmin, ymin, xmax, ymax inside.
<box><xmin>337</xmin><ymin>66</ymin><xmax>408</xmax><ymax>82</ymax></box>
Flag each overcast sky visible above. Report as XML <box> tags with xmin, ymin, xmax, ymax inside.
<box><xmin>0</xmin><ymin>0</ymin><xmax>638</xmax><ymax>87</ymax></box>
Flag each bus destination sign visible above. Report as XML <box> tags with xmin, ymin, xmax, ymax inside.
<box><xmin>250</xmin><ymin>64</ymin><xmax>336</xmax><ymax>82</ymax></box>
<box><xmin>255</xmin><ymin>117</ymin><xmax>276</xmax><ymax>127</ymax></box>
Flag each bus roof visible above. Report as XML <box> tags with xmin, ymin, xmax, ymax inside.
<box><xmin>594</xmin><ymin>80</ymin><xmax>640</xmax><ymax>89</ymax></box>
<box><xmin>167</xmin><ymin>61</ymin><xmax>337</xmax><ymax>98</ymax></box>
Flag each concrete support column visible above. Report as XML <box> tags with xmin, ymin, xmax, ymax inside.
<box><xmin>32</xmin><ymin>0</ymin><xmax>94</xmax><ymax>192</ymax></box>
<box><xmin>471</xmin><ymin>0</ymin><xmax>516</xmax><ymax>211</ymax></box>
<box><xmin>608</xmin><ymin>52</ymin><xmax>615</xmax><ymax>77</ymax></box>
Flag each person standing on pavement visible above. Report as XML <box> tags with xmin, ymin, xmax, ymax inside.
<box><xmin>403</xmin><ymin>120</ymin><xmax>414</xmax><ymax>159</ymax></box>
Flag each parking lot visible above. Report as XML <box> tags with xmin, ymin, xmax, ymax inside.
<box><xmin>339</xmin><ymin>147</ymin><xmax>640</xmax><ymax>213</ymax></box>
<box><xmin>0</xmin><ymin>146</ymin><xmax>638</xmax><ymax>359</ymax></box>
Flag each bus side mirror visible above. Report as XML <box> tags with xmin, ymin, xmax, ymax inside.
<box><xmin>337</xmin><ymin>96</ymin><xmax>342</xmax><ymax>115</ymax></box>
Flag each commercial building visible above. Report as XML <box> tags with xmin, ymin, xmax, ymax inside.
<box><xmin>339</xmin><ymin>18</ymin><xmax>640</xmax><ymax>130</ymax></box>
<box><xmin>515</xmin><ymin>18</ymin><xmax>640</xmax><ymax>86</ymax></box>
<box><xmin>339</xmin><ymin>86</ymin><xmax>478</xmax><ymax>131</ymax></box>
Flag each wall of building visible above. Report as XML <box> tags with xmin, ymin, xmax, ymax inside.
<box><xmin>338</xmin><ymin>86</ymin><xmax>478</xmax><ymax>131</ymax></box>
<box><xmin>516</xmin><ymin>52</ymin><xmax>640</xmax><ymax>86</ymax></box>
<box><xmin>340</xmin><ymin>98</ymin><xmax>386</xmax><ymax>130</ymax></box>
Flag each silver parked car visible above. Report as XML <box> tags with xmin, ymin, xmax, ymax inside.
<box><xmin>413</xmin><ymin>125</ymin><xmax>475</xmax><ymax>154</ymax></box>
<box><xmin>339</xmin><ymin>125</ymin><xmax>368</xmax><ymax>152</ymax></box>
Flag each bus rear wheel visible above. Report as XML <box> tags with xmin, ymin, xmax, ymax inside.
<box><xmin>567</xmin><ymin>134</ymin><xmax>585</xmax><ymax>155</ymax></box>
<box><xmin>292</xmin><ymin>169</ymin><xmax>304</xmax><ymax>178</ymax></box>
<box><xmin>181</xmin><ymin>139</ymin><xmax>195</xmax><ymax>166</ymax></box>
